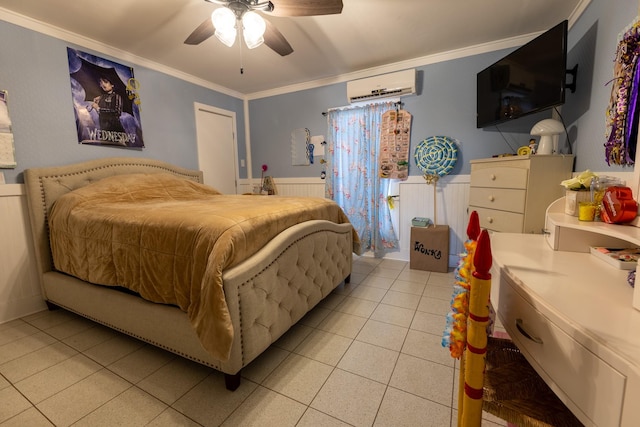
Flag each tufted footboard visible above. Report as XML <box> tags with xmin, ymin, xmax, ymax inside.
<box><xmin>222</xmin><ymin>219</ymin><xmax>353</xmax><ymax>375</ymax></box>
<box><xmin>24</xmin><ymin>157</ymin><xmax>354</xmax><ymax>390</ymax></box>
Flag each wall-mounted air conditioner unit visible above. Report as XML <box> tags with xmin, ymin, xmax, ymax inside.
<box><xmin>347</xmin><ymin>69</ymin><xmax>416</xmax><ymax>103</ymax></box>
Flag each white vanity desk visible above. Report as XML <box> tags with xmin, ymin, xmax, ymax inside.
<box><xmin>490</xmin><ymin>198</ymin><xmax>640</xmax><ymax>427</ymax></box>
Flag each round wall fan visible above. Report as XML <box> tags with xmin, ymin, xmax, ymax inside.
<box><xmin>184</xmin><ymin>0</ymin><xmax>343</xmax><ymax>56</ymax></box>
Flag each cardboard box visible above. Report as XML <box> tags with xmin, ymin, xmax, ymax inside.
<box><xmin>410</xmin><ymin>225</ymin><xmax>449</xmax><ymax>272</ymax></box>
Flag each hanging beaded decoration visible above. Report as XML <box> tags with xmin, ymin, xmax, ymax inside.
<box><xmin>605</xmin><ymin>18</ymin><xmax>640</xmax><ymax>166</ymax></box>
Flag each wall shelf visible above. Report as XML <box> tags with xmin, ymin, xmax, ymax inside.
<box><xmin>544</xmin><ymin>197</ymin><xmax>640</xmax><ymax>251</ymax></box>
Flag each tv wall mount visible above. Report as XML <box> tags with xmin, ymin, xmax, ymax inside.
<box><xmin>566</xmin><ymin>64</ymin><xmax>578</xmax><ymax>93</ymax></box>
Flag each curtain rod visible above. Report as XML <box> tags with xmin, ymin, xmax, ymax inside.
<box><xmin>321</xmin><ymin>99</ymin><xmax>403</xmax><ymax>116</ymax></box>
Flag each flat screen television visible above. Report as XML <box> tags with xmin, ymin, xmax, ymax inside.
<box><xmin>476</xmin><ymin>20</ymin><xmax>568</xmax><ymax>129</ymax></box>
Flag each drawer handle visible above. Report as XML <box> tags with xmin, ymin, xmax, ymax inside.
<box><xmin>488</xmin><ymin>195</ymin><xmax>495</xmax><ymax>202</ymax></box>
<box><xmin>490</xmin><ymin>174</ymin><xmax>496</xmax><ymax>181</ymax></box>
<box><xmin>516</xmin><ymin>318</ymin><xmax>543</xmax><ymax>344</ymax></box>
<box><xmin>487</xmin><ymin>217</ymin><xmax>494</xmax><ymax>224</ymax></box>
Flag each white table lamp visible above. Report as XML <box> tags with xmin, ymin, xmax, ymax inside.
<box><xmin>530</xmin><ymin>118</ymin><xmax>564</xmax><ymax>155</ymax></box>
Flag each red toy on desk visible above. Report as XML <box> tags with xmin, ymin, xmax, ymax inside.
<box><xmin>600</xmin><ymin>186</ymin><xmax>638</xmax><ymax>224</ymax></box>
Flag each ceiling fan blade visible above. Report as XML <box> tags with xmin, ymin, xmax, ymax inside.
<box><xmin>184</xmin><ymin>18</ymin><xmax>215</xmax><ymax>45</ymax></box>
<box><xmin>263</xmin><ymin>19</ymin><xmax>293</xmax><ymax>56</ymax></box>
<box><xmin>268</xmin><ymin>0</ymin><xmax>343</xmax><ymax>17</ymax></box>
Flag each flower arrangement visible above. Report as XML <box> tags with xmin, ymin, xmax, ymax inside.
<box><xmin>560</xmin><ymin>170</ymin><xmax>598</xmax><ymax>190</ymax></box>
<box><xmin>260</xmin><ymin>164</ymin><xmax>268</xmax><ymax>193</ymax></box>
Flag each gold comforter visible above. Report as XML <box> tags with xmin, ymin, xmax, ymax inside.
<box><xmin>48</xmin><ymin>173</ymin><xmax>358</xmax><ymax>361</ymax></box>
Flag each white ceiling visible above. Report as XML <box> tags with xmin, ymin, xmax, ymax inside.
<box><xmin>0</xmin><ymin>0</ymin><xmax>587</xmax><ymax>97</ymax></box>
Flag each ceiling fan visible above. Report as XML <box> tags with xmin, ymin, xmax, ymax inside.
<box><xmin>184</xmin><ymin>0</ymin><xmax>343</xmax><ymax>56</ymax></box>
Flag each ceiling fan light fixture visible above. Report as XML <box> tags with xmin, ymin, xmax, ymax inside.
<box><xmin>215</xmin><ymin>27</ymin><xmax>237</xmax><ymax>47</ymax></box>
<box><xmin>211</xmin><ymin>7</ymin><xmax>235</xmax><ymax>29</ymax></box>
<box><xmin>211</xmin><ymin>7</ymin><xmax>237</xmax><ymax>47</ymax></box>
<box><xmin>242</xmin><ymin>11</ymin><xmax>266</xmax><ymax>49</ymax></box>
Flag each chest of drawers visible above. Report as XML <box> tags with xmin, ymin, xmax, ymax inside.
<box><xmin>469</xmin><ymin>154</ymin><xmax>574</xmax><ymax>233</ymax></box>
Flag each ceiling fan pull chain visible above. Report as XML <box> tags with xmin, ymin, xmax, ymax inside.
<box><xmin>239</xmin><ymin>25</ymin><xmax>244</xmax><ymax>74</ymax></box>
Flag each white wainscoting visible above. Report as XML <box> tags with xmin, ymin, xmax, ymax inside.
<box><xmin>393</xmin><ymin>175</ymin><xmax>470</xmax><ymax>265</ymax></box>
<box><xmin>6</xmin><ymin>171</ymin><xmax>632</xmax><ymax>323</ymax></box>
<box><xmin>3</xmin><ymin>176</ymin><xmax>471</xmax><ymax>323</ymax></box>
<box><xmin>239</xmin><ymin>178</ymin><xmax>326</xmax><ymax>198</ymax></box>
<box><xmin>0</xmin><ymin>184</ymin><xmax>46</xmax><ymax>324</ymax></box>
<box><xmin>239</xmin><ymin>175</ymin><xmax>472</xmax><ymax>266</ymax></box>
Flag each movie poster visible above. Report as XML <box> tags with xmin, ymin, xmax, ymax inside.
<box><xmin>67</xmin><ymin>48</ymin><xmax>144</xmax><ymax>148</ymax></box>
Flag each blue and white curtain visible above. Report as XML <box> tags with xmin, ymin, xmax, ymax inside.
<box><xmin>326</xmin><ymin>101</ymin><xmax>399</xmax><ymax>257</ymax></box>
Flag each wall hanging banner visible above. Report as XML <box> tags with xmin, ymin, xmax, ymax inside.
<box><xmin>67</xmin><ymin>48</ymin><xmax>144</xmax><ymax>148</ymax></box>
<box><xmin>605</xmin><ymin>18</ymin><xmax>640</xmax><ymax>166</ymax></box>
<box><xmin>378</xmin><ymin>109</ymin><xmax>411</xmax><ymax>180</ymax></box>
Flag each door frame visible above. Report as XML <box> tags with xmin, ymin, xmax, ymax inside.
<box><xmin>193</xmin><ymin>102</ymin><xmax>240</xmax><ymax>193</ymax></box>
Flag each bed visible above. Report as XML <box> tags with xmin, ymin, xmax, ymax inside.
<box><xmin>24</xmin><ymin>157</ymin><xmax>358</xmax><ymax>390</ymax></box>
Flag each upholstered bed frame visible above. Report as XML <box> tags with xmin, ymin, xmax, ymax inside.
<box><xmin>23</xmin><ymin>157</ymin><xmax>353</xmax><ymax>390</ymax></box>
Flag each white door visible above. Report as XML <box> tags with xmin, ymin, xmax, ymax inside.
<box><xmin>195</xmin><ymin>103</ymin><xmax>238</xmax><ymax>194</ymax></box>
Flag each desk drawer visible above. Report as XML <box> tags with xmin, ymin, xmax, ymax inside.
<box><xmin>498</xmin><ymin>276</ymin><xmax>625</xmax><ymax>427</ymax></box>
<box><xmin>468</xmin><ymin>188</ymin><xmax>526</xmax><ymax>213</ymax></box>
<box><xmin>468</xmin><ymin>206</ymin><xmax>523</xmax><ymax>233</ymax></box>
<box><xmin>470</xmin><ymin>166</ymin><xmax>528</xmax><ymax>189</ymax></box>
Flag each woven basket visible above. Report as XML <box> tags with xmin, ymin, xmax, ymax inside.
<box><xmin>483</xmin><ymin>337</ymin><xmax>584</xmax><ymax>427</ymax></box>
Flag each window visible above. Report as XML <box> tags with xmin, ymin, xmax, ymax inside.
<box><xmin>325</xmin><ymin>101</ymin><xmax>398</xmax><ymax>257</ymax></box>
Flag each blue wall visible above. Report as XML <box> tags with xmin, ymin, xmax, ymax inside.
<box><xmin>0</xmin><ymin>0</ymin><xmax>636</xmax><ymax>184</ymax></box>
<box><xmin>248</xmin><ymin>52</ymin><xmax>534</xmax><ymax>179</ymax></box>
<box><xmin>247</xmin><ymin>0</ymin><xmax>637</xmax><ymax>179</ymax></box>
<box><xmin>0</xmin><ymin>20</ymin><xmax>245</xmax><ymax>184</ymax></box>
<box><xmin>564</xmin><ymin>0</ymin><xmax>637</xmax><ymax>172</ymax></box>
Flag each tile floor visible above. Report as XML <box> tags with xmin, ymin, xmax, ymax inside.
<box><xmin>0</xmin><ymin>256</ymin><xmax>508</xmax><ymax>426</ymax></box>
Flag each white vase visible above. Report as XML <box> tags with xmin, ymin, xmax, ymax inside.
<box><xmin>564</xmin><ymin>190</ymin><xmax>591</xmax><ymax>216</ymax></box>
